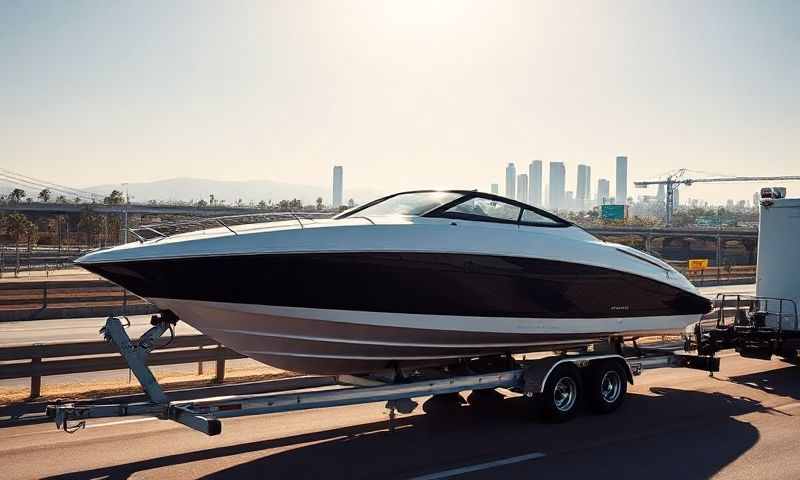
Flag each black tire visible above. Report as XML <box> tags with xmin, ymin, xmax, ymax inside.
<box><xmin>537</xmin><ymin>363</ymin><xmax>583</xmax><ymax>422</ymax></box>
<box><xmin>586</xmin><ymin>360</ymin><xmax>628</xmax><ymax>414</ymax></box>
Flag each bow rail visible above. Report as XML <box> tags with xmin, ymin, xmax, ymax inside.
<box><xmin>128</xmin><ymin>211</ymin><xmax>335</xmax><ymax>242</ymax></box>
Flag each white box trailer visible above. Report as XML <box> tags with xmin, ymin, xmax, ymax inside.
<box><xmin>756</xmin><ymin>195</ymin><xmax>800</xmax><ymax>331</ymax></box>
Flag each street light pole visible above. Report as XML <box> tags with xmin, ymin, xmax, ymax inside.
<box><xmin>122</xmin><ymin>183</ymin><xmax>129</xmax><ymax>244</ymax></box>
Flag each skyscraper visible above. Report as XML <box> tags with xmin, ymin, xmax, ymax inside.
<box><xmin>490</xmin><ymin>183</ymin><xmax>499</xmax><ymax>194</ymax></box>
<box><xmin>673</xmin><ymin>186</ymin><xmax>680</xmax><ymax>208</ymax></box>
<box><xmin>505</xmin><ymin>163</ymin><xmax>516</xmax><ymax>199</ymax></box>
<box><xmin>332</xmin><ymin>165</ymin><xmax>343</xmax><ymax>208</ymax></box>
<box><xmin>548</xmin><ymin>162</ymin><xmax>566</xmax><ymax>210</ymax></box>
<box><xmin>576</xmin><ymin>164</ymin><xmax>591</xmax><ymax>209</ymax></box>
<box><xmin>529</xmin><ymin>160</ymin><xmax>543</xmax><ymax>207</ymax></box>
<box><xmin>517</xmin><ymin>174</ymin><xmax>529</xmax><ymax>203</ymax></box>
<box><xmin>597</xmin><ymin>179</ymin><xmax>610</xmax><ymax>205</ymax></box>
<box><xmin>615</xmin><ymin>156</ymin><xmax>628</xmax><ymax>205</ymax></box>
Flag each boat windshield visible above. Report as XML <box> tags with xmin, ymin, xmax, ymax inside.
<box><xmin>338</xmin><ymin>191</ymin><xmax>463</xmax><ymax>218</ymax></box>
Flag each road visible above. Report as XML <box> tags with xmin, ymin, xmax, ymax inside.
<box><xmin>2</xmin><ymin>354</ymin><xmax>799</xmax><ymax>479</ymax></box>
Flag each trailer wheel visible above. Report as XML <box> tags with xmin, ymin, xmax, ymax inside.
<box><xmin>587</xmin><ymin>360</ymin><xmax>627</xmax><ymax>414</ymax></box>
<box><xmin>537</xmin><ymin>363</ymin><xmax>582</xmax><ymax>422</ymax></box>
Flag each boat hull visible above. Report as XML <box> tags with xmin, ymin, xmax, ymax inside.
<box><xmin>149</xmin><ymin>298</ymin><xmax>699</xmax><ymax>374</ymax></box>
<box><xmin>80</xmin><ymin>251</ymin><xmax>711</xmax><ymax>375</ymax></box>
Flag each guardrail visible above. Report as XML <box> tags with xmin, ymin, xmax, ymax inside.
<box><xmin>681</xmin><ymin>265</ymin><xmax>757</xmax><ymax>286</ymax></box>
<box><xmin>0</xmin><ymin>279</ymin><xmax>158</xmax><ymax>321</ymax></box>
<box><xmin>0</xmin><ymin>335</ymin><xmax>245</xmax><ymax>398</ymax></box>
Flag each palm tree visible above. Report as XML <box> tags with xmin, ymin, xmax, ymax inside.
<box><xmin>9</xmin><ymin>189</ymin><xmax>25</xmax><ymax>203</ymax></box>
<box><xmin>315</xmin><ymin>197</ymin><xmax>324</xmax><ymax>210</ymax></box>
<box><xmin>4</xmin><ymin>213</ymin><xmax>34</xmax><ymax>276</ymax></box>
<box><xmin>103</xmin><ymin>190</ymin><xmax>124</xmax><ymax>205</ymax></box>
<box><xmin>38</xmin><ymin>189</ymin><xmax>52</xmax><ymax>203</ymax></box>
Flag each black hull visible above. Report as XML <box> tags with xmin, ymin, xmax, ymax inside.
<box><xmin>81</xmin><ymin>251</ymin><xmax>711</xmax><ymax>319</ymax></box>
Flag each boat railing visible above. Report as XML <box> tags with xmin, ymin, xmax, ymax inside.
<box><xmin>128</xmin><ymin>211</ymin><xmax>336</xmax><ymax>242</ymax></box>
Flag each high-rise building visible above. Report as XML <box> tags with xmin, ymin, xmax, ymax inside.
<box><xmin>490</xmin><ymin>183</ymin><xmax>499</xmax><ymax>194</ymax></box>
<box><xmin>529</xmin><ymin>160</ymin><xmax>543</xmax><ymax>207</ymax></box>
<box><xmin>332</xmin><ymin>165</ymin><xmax>343</xmax><ymax>208</ymax></box>
<box><xmin>597</xmin><ymin>178</ymin><xmax>610</xmax><ymax>205</ymax></box>
<box><xmin>576</xmin><ymin>164</ymin><xmax>591</xmax><ymax>209</ymax></box>
<box><xmin>566</xmin><ymin>191</ymin><xmax>574</xmax><ymax>210</ymax></box>
<box><xmin>673</xmin><ymin>186</ymin><xmax>680</xmax><ymax>207</ymax></box>
<box><xmin>548</xmin><ymin>162</ymin><xmax>566</xmax><ymax>210</ymax></box>
<box><xmin>505</xmin><ymin>163</ymin><xmax>517</xmax><ymax>199</ymax></box>
<box><xmin>517</xmin><ymin>174</ymin><xmax>529</xmax><ymax>203</ymax></box>
<box><xmin>615</xmin><ymin>156</ymin><xmax>628</xmax><ymax>205</ymax></box>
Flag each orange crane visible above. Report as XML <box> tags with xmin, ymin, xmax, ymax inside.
<box><xmin>634</xmin><ymin>169</ymin><xmax>800</xmax><ymax>225</ymax></box>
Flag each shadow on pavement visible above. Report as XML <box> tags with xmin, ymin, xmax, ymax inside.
<box><xmin>728</xmin><ymin>364</ymin><xmax>800</xmax><ymax>400</ymax></box>
<box><xmin>44</xmin><ymin>385</ymin><xmax>769</xmax><ymax>480</ymax></box>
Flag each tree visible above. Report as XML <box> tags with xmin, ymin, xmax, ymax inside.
<box><xmin>347</xmin><ymin>198</ymin><xmax>355</xmax><ymax>208</ymax></box>
<box><xmin>73</xmin><ymin>196</ymin><xmax>82</xmax><ymax>204</ymax></box>
<box><xmin>236</xmin><ymin>198</ymin><xmax>244</xmax><ymax>207</ymax></box>
<box><xmin>9</xmin><ymin>188</ymin><xmax>25</xmax><ymax>203</ymax></box>
<box><xmin>196</xmin><ymin>199</ymin><xmax>208</xmax><ymax>208</ymax></box>
<box><xmin>315</xmin><ymin>197</ymin><xmax>324</xmax><ymax>210</ymax></box>
<box><xmin>78</xmin><ymin>209</ymin><xmax>104</xmax><ymax>247</ymax></box>
<box><xmin>3</xmin><ymin>212</ymin><xmax>35</xmax><ymax>276</ymax></box>
<box><xmin>103</xmin><ymin>190</ymin><xmax>125</xmax><ymax>205</ymax></box>
<box><xmin>55</xmin><ymin>195</ymin><xmax>67</xmax><ymax>203</ymax></box>
<box><xmin>38</xmin><ymin>188</ymin><xmax>52</xmax><ymax>203</ymax></box>
<box><xmin>257</xmin><ymin>200</ymin><xmax>267</xmax><ymax>209</ymax></box>
<box><xmin>209</xmin><ymin>194</ymin><xmax>216</xmax><ymax>206</ymax></box>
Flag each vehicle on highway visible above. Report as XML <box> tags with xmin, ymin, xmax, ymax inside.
<box><xmin>74</xmin><ymin>190</ymin><xmax>712</xmax><ymax>376</ymax></box>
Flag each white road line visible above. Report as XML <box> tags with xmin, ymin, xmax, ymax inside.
<box><xmin>408</xmin><ymin>452</ymin><xmax>547</xmax><ymax>480</ymax></box>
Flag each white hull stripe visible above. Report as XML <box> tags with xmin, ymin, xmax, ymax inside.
<box><xmin>152</xmin><ymin>298</ymin><xmax>699</xmax><ymax>335</ymax></box>
<box><xmin>203</xmin><ymin>327</ymin><xmax>600</xmax><ymax>349</ymax></box>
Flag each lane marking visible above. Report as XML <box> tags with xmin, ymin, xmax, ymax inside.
<box><xmin>408</xmin><ymin>452</ymin><xmax>547</xmax><ymax>480</ymax></box>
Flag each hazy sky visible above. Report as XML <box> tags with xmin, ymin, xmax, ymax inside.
<box><xmin>2</xmin><ymin>0</ymin><xmax>798</xmax><ymax>203</ymax></box>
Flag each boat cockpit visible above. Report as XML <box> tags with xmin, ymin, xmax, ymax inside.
<box><xmin>335</xmin><ymin>190</ymin><xmax>571</xmax><ymax>228</ymax></box>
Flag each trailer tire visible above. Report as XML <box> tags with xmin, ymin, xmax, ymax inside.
<box><xmin>537</xmin><ymin>363</ymin><xmax>582</xmax><ymax>422</ymax></box>
<box><xmin>587</xmin><ymin>360</ymin><xmax>627</xmax><ymax>414</ymax></box>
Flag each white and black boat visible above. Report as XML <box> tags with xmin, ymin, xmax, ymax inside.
<box><xmin>76</xmin><ymin>190</ymin><xmax>711</xmax><ymax>375</ymax></box>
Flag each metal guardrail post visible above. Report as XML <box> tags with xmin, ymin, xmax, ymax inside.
<box><xmin>198</xmin><ymin>345</ymin><xmax>204</xmax><ymax>375</ymax></box>
<box><xmin>31</xmin><ymin>343</ymin><xmax>43</xmax><ymax>398</ymax></box>
<box><xmin>215</xmin><ymin>344</ymin><xmax>225</xmax><ymax>384</ymax></box>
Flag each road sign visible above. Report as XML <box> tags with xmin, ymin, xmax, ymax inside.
<box><xmin>600</xmin><ymin>204</ymin><xmax>627</xmax><ymax>220</ymax></box>
<box><xmin>688</xmin><ymin>259</ymin><xmax>709</xmax><ymax>271</ymax></box>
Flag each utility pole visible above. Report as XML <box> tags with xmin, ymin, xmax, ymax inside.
<box><xmin>122</xmin><ymin>183</ymin><xmax>129</xmax><ymax>244</ymax></box>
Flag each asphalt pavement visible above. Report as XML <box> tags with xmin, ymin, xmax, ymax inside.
<box><xmin>2</xmin><ymin>354</ymin><xmax>799</xmax><ymax>479</ymax></box>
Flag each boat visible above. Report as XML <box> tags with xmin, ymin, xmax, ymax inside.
<box><xmin>75</xmin><ymin>190</ymin><xmax>712</xmax><ymax>375</ymax></box>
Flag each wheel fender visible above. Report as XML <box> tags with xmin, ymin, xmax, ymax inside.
<box><xmin>524</xmin><ymin>355</ymin><xmax>634</xmax><ymax>395</ymax></box>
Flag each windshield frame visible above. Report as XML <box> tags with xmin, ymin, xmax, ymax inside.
<box><xmin>335</xmin><ymin>190</ymin><xmax>573</xmax><ymax>229</ymax></box>
<box><xmin>425</xmin><ymin>191</ymin><xmax>572</xmax><ymax>228</ymax></box>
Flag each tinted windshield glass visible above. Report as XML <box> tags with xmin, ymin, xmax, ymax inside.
<box><xmin>347</xmin><ymin>192</ymin><xmax>462</xmax><ymax>217</ymax></box>
<box><xmin>444</xmin><ymin>197</ymin><xmax>521</xmax><ymax>222</ymax></box>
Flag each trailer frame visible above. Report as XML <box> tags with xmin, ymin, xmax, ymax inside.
<box><xmin>46</xmin><ymin>315</ymin><xmax>712</xmax><ymax>436</ymax></box>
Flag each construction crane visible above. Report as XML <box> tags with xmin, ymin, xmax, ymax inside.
<box><xmin>634</xmin><ymin>169</ymin><xmax>800</xmax><ymax>225</ymax></box>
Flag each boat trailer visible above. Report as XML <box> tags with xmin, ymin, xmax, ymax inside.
<box><xmin>47</xmin><ymin>313</ymin><xmax>720</xmax><ymax>436</ymax></box>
